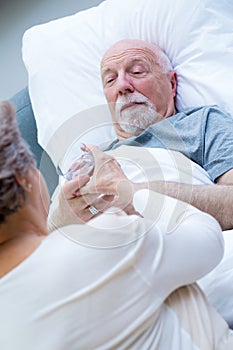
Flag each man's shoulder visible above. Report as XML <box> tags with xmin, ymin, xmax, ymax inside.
<box><xmin>171</xmin><ymin>105</ymin><xmax>231</xmax><ymax>124</ymax></box>
<box><xmin>177</xmin><ymin>104</ymin><xmax>230</xmax><ymax>117</ymax></box>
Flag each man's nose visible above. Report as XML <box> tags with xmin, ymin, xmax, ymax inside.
<box><xmin>117</xmin><ymin>74</ymin><xmax>134</xmax><ymax>95</ymax></box>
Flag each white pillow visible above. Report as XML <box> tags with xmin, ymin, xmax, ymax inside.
<box><xmin>22</xmin><ymin>0</ymin><xmax>233</xmax><ymax>162</ymax></box>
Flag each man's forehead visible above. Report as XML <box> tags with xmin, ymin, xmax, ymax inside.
<box><xmin>101</xmin><ymin>47</ymin><xmax>157</xmax><ymax>72</ymax></box>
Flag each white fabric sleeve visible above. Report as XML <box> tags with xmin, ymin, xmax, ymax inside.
<box><xmin>133</xmin><ymin>189</ymin><xmax>224</xmax><ymax>296</ymax></box>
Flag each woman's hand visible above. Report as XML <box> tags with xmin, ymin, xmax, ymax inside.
<box><xmin>78</xmin><ymin>145</ymin><xmax>140</xmax><ymax>217</ymax></box>
<box><xmin>48</xmin><ymin>173</ymin><xmax>93</xmax><ymax>230</ymax></box>
<box><xmin>48</xmin><ymin>145</ymin><xmax>140</xmax><ymax>231</ymax></box>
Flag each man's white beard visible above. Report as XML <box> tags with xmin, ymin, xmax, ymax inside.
<box><xmin>115</xmin><ymin>92</ymin><xmax>161</xmax><ymax>134</ymax></box>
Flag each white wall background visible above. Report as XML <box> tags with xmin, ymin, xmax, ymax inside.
<box><xmin>0</xmin><ymin>0</ymin><xmax>104</xmax><ymax>100</ymax></box>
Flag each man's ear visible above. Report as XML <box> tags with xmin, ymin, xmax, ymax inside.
<box><xmin>14</xmin><ymin>173</ymin><xmax>32</xmax><ymax>192</ymax></box>
<box><xmin>170</xmin><ymin>71</ymin><xmax>177</xmax><ymax>97</ymax></box>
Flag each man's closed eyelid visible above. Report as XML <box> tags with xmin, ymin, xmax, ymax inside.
<box><xmin>130</xmin><ymin>65</ymin><xmax>148</xmax><ymax>73</ymax></box>
<box><xmin>102</xmin><ymin>70</ymin><xmax>115</xmax><ymax>82</ymax></box>
<box><xmin>131</xmin><ymin>70</ymin><xmax>148</xmax><ymax>76</ymax></box>
<box><xmin>105</xmin><ymin>77</ymin><xmax>116</xmax><ymax>85</ymax></box>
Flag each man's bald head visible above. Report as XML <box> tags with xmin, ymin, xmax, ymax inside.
<box><xmin>101</xmin><ymin>39</ymin><xmax>172</xmax><ymax>74</ymax></box>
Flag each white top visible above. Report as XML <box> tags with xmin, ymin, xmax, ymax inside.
<box><xmin>0</xmin><ymin>190</ymin><xmax>232</xmax><ymax>350</ymax></box>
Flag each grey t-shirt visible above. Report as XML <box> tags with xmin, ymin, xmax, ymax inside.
<box><xmin>104</xmin><ymin>105</ymin><xmax>233</xmax><ymax>182</ymax></box>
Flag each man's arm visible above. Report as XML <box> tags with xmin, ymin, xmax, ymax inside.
<box><xmin>81</xmin><ymin>146</ymin><xmax>233</xmax><ymax>231</ymax></box>
<box><xmin>49</xmin><ymin>146</ymin><xmax>233</xmax><ymax>231</ymax></box>
<box><xmin>216</xmin><ymin>168</ymin><xmax>233</xmax><ymax>185</ymax></box>
<box><xmin>134</xmin><ymin>180</ymin><xmax>233</xmax><ymax>231</ymax></box>
<box><xmin>137</xmin><ymin>168</ymin><xmax>233</xmax><ymax>231</ymax></box>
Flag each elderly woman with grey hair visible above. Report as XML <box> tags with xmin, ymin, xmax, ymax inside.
<box><xmin>0</xmin><ymin>101</ymin><xmax>232</xmax><ymax>349</ymax></box>
<box><xmin>0</xmin><ymin>101</ymin><xmax>49</xmax><ymax>256</ymax></box>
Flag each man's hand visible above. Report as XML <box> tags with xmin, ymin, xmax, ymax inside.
<box><xmin>48</xmin><ymin>145</ymin><xmax>140</xmax><ymax>231</ymax></box>
<box><xmin>78</xmin><ymin>145</ymin><xmax>140</xmax><ymax>217</ymax></box>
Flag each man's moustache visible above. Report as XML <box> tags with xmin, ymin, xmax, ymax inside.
<box><xmin>120</xmin><ymin>101</ymin><xmax>147</xmax><ymax>112</ymax></box>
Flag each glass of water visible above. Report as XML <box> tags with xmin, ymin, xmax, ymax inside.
<box><xmin>56</xmin><ymin>143</ymin><xmax>94</xmax><ymax>181</ymax></box>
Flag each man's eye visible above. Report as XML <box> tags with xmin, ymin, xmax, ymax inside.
<box><xmin>132</xmin><ymin>70</ymin><xmax>147</xmax><ymax>76</ymax></box>
<box><xmin>105</xmin><ymin>77</ymin><xmax>115</xmax><ymax>85</ymax></box>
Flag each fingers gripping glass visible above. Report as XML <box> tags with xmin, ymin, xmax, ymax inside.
<box><xmin>56</xmin><ymin>144</ymin><xmax>94</xmax><ymax>180</ymax></box>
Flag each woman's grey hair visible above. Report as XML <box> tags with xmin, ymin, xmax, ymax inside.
<box><xmin>0</xmin><ymin>101</ymin><xmax>35</xmax><ymax>223</ymax></box>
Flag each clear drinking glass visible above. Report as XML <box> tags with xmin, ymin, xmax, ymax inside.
<box><xmin>56</xmin><ymin>144</ymin><xmax>94</xmax><ymax>180</ymax></box>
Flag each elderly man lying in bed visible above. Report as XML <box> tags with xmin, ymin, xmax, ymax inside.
<box><xmin>52</xmin><ymin>38</ymin><xmax>233</xmax><ymax>230</ymax></box>
<box><xmin>49</xmin><ymin>39</ymin><xmax>233</xmax><ymax>326</ymax></box>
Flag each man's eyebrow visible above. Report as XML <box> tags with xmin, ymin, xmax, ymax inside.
<box><xmin>101</xmin><ymin>67</ymin><xmax>114</xmax><ymax>77</ymax></box>
<box><xmin>127</xmin><ymin>57</ymin><xmax>149</xmax><ymax>65</ymax></box>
